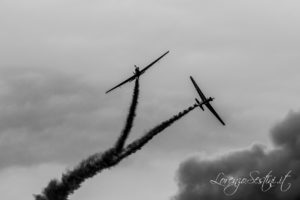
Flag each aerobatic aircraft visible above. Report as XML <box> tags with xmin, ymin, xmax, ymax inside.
<box><xmin>190</xmin><ymin>76</ymin><xmax>225</xmax><ymax>126</ymax></box>
<box><xmin>105</xmin><ymin>51</ymin><xmax>169</xmax><ymax>94</ymax></box>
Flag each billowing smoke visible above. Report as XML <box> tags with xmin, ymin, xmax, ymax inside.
<box><xmin>175</xmin><ymin>111</ymin><xmax>300</xmax><ymax>200</ymax></box>
<box><xmin>115</xmin><ymin>77</ymin><xmax>140</xmax><ymax>152</ymax></box>
<box><xmin>35</xmin><ymin>77</ymin><xmax>198</xmax><ymax>200</ymax></box>
<box><xmin>34</xmin><ymin>148</ymin><xmax>121</xmax><ymax>200</ymax></box>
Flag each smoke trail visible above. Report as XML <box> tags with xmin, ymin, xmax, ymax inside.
<box><xmin>34</xmin><ymin>78</ymin><xmax>140</xmax><ymax>200</ymax></box>
<box><xmin>35</xmin><ymin>78</ymin><xmax>140</xmax><ymax>200</ymax></box>
<box><xmin>35</xmin><ymin>103</ymin><xmax>198</xmax><ymax>200</ymax></box>
<box><xmin>34</xmin><ymin>148</ymin><xmax>121</xmax><ymax>200</ymax></box>
<box><xmin>119</xmin><ymin>103</ymin><xmax>198</xmax><ymax>159</ymax></box>
<box><xmin>115</xmin><ymin>77</ymin><xmax>139</xmax><ymax>153</ymax></box>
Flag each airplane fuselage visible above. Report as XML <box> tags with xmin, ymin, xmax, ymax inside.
<box><xmin>133</xmin><ymin>65</ymin><xmax>141</xmax><ymax>77</ymax></box>
<box><xmin>189</xmin><ymin>75</ymin><xmax>225</xmax><ymax>125</ymax></box>
<box><xmin>195</xmin><ymin>97</ymin><xmax>214</xmax><ymax>110</ymax></box>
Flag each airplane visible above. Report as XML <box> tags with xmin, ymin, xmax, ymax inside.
<box><xmin>190</xmin><ymin>76</ymin><xmax>225</xmax><ymax>126</ymax></box>
<box><xmin>105</xmin><ymin>51</ymin><xmax>169</xmax><ymax>94</ymax></box>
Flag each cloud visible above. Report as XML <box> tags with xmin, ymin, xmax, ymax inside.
<box><xmin>0</xmin><ymin>68</ymin><xmax>124</xmax><ymax>168</ymax></box>
<box><xmin>0</xmin><ymin>66</ymin><xmax>208</xmax><ymax>171</ymax></box>
<box><xmin>175</xmin><ymin>110</ymin><xmax>300</xmax><ymax>200</ymax></box>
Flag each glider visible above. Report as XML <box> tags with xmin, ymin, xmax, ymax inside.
<box><xmin>106</xmin><ymin>51</ymin><xmax>169</xmax><ymax>94</ymax></box>
<box><xmin>190</xmin><ymin>76</ymin><xmax>225</xmax><ymax>126</ymax></box>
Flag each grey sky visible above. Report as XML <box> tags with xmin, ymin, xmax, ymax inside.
<box><xmin>0</xmin><ymin>0</ymin><xmax>300</xmax><ymax>200</ymax></box>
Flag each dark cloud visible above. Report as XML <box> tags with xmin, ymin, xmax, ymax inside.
<box><xmin>175</xmin><ymin>111</ymin><xmax>300</xmax><ymax>200</ymax></box>
<box><xmin>0</xmin><ymin>68</ymin><xmax>124</xmax><ymax>168</ymax></box>
<box><xmin>0</xmin><ymin>67</ymin><xmax>211</xmax><ymax>170</ymax></box>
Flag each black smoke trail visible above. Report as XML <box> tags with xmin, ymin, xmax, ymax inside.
<box><xmin>119</xmin><ymin>103</ymin><xmax>198</xmax><ymax>159</ymax></box>
<box><xmin>115</xmin><ymin>77</ymin><xmax>139</xmax><ymax>152</ymax></box>
<box><xmin>34</xmin><ymin>78</ymin><xmax>140</xmax><ymax>200</ymax></box>
<box><xmin>35</xmin><ymin>103</ymin><xmax>198</xmax><ymax>200</ymax></box>
<box><xmin>34</xmin><ymin>148</ymin><xmax>121</xmax><ymax>200</ymax></box>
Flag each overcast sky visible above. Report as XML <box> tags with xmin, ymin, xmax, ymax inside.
<box><xmin>0</xmin><ymin>0</ymin><xmax>300</xmax><ymax>200</ymax></box>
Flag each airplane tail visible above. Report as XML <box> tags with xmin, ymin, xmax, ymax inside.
<box><xmin>195</xmin><ymin>98</ymin><xmax>204</xmax><ymax>111</ymax></box>
<box><xmin>200</xmin><ymin>105</ymin><xmax>204</xmax><ymax>111</ymax></box>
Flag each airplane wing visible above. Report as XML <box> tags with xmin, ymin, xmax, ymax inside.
<box><xmin>105</xmin><ymin>75</ymin><xmax>136</xmax><ymax>94</ymax></box>
<box><xmin>205</xmin><ymin>102</ymin><xmax>225</xmax><ymax>125</ymax></box>
<box><xmin>190</xmin><ymin>76</ymin><xmax>207</xmax><ymax>101</ymax></box>
<box><xmin>106</xmin><ymin>51</ymin><xmax>169</xmax><ymax>94</ymax></box>
<box><xmin>140</xmin><ymin>51</ymin><xmax>169</xmax><ymax>74</ymax></box>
